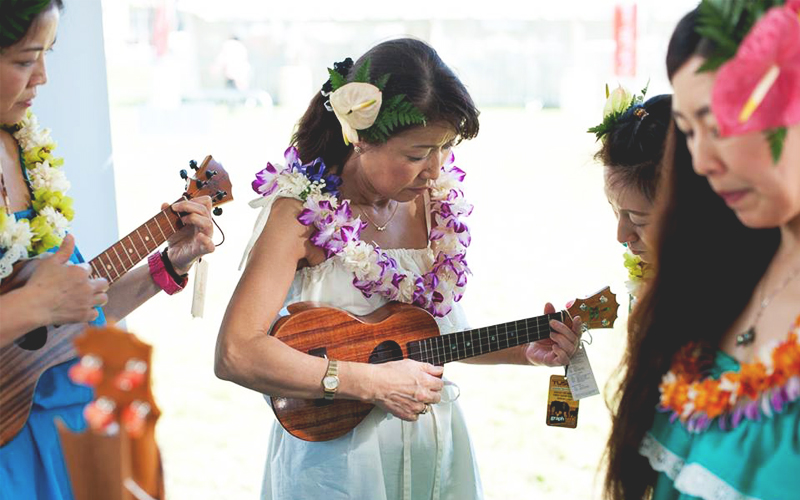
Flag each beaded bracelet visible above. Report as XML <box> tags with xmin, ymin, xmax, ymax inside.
<box><xmin>147</xmin><ymin>248</ymin><xmax>188</xmax><ymax>295</ymax></box>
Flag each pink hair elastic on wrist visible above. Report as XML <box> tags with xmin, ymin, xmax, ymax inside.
<box><xmin>147</xmin><ymin>251</ymin><xmax>187</xmax><ymax>295</ymax></box>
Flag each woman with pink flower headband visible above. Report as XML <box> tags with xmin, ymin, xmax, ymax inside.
<box><xmin>216</xmin><ymin>38</ymin><xmax>582</xmax><ymax>500</ymax></box>
<box><xmin>605</xmin><ymin>1</ymin><xmax>800</xmax><ymax>499</ymax></box>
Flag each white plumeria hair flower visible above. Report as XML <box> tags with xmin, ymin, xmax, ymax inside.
<box><xmin>322</xmin><ymin>57</ymin><xmax>426</xmax><ymax>145</ymax></box>
<box><xmin>329</xmin><ymin>82</ymin><xmax>382</xmax><ymax>145</ymax></box>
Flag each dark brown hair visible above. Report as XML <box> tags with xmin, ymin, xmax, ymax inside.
<box><xmin>596</xmin><ymin>94</ymin><xmax>673</xmax><ymax>203</ymax></box>
<box><xmin>291</xmin><ymin>38</ymin><xmax>480</xmax><ymax>169</ymax></box>
<box><xmin>603</xmin><ymin>8</ymin><xmax>781</xmax><ymax>499</ymax></box>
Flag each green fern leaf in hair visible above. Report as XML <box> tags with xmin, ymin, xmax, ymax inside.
<box><xmin>374</xmin><ymin>73</ymin><xmax>391</xmax><ymax>91</ymax></box>
<box><xmin>766</xmin><ymin>127</ymin><xmax>787</xmax><ymax>164</ymax></box>
<box><xmin>353</xmin><ymin>59</ymin><xmax>371</xmax><ymax>83</ymax></box>
<box><xmin>327</xmin><ymin>68</ymin><xmax>347</xmax><ymax>92</ymax></box>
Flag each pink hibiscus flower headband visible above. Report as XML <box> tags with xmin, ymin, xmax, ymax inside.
<box><xmin>697</xmin><ymin>0</ymin><xmax>800</xmax><ymax>162</ymax></box>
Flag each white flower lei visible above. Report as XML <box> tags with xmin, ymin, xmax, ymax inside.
<box><xmin>250</xmin><ymin>146</ymin><xmax>472</xmax><ymax>318</ymax></box>
<box><xmin>0</xmin><ymin>111</ymin><xmax>74</xmax><ymax>280</ymax></box>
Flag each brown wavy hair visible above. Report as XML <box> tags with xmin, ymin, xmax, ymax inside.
<box><xmin>291</xmin><ymin>38</ymin><xmax>480</xmax><ymax>169</ymax></box>
<box><xmin>602</xmin><ymin>8</ymin><xmax>781</xmax><ymax>499</ymax></box>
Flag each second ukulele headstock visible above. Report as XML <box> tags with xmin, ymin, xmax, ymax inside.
<box><xmin>68</xmin><ymin>325</ymin><xmax>161</xmax><ymax>437</ymax></box>
<box><xmin>565</xmin><ymin>286</ymin><xmax>619</xmax><ymax>329</ymax></box>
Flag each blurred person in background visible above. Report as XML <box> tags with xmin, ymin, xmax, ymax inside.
<box><xmin>212</xmin><ymin>35</ymin><xmax>252</xmax><ymax>92</ymax></box>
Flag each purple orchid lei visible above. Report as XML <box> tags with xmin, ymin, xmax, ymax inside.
<box><xmin>252</xmin><ymin>146</ymin><xmax>472</xmax><ymax>318</ymax></box>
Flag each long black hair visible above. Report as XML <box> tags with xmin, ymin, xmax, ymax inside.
<box><xmin>291</xmin><ymin>38</ymin><xmax>480</xmax><ymax>169</ymax></box>
<box><xmin>603</xmin><ymin>8</ymin><xmax>781</xmax><ymax>499</ymax></box>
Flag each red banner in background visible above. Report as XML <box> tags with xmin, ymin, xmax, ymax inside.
<box><xmin>614</xmin><ymin>4</ymin><xmax>637</xmax><ymax>77</ymax></box>
<box><xmin>152</xmin><ymin>3</ymin><xmax>170</xmax><ymax>58</ymax></box>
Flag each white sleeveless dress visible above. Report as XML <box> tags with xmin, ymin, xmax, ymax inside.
<box><xmin>242</xmin><ymin>193</ymin><xmax>484</xmax><ymax>500</ymax></box>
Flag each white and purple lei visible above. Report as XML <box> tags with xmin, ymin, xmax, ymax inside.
<box><xmin>251</xmin><ymin>146</ymin><xmax>472</xmax><ymax>317</ymax></box>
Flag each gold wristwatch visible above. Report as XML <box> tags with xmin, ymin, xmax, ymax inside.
<box><xmin>322</xmin><ymin>359</ymin><xmax>339</xmax><ymax>400</ymax></box>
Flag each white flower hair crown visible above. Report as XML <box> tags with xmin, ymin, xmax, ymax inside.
<box><xmin>321</xmin><ymin>57</ymin><xmax>427</xmax><ymax>145</ymax></box>
<box><xmin>587</xmin><ymin>81</ymin><xmax>650</xmax><ymax>141</ymax></box>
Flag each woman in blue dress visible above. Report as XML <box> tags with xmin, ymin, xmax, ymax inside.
<box><xmin>604</xmin><ymin>2</ymin><xmax>800</xmax><ymax>499</ymax></box>
<box><xmin>0</xmin><ymin>1</ymin><xmax>215</xmax><ymax>498</ymax></box>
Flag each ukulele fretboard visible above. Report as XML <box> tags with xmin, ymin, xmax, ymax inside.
<box><xmin>407</xmin><ymin>312</ymin><xmax>566</xmax><ymax>365</ymax></box>
<box><xmin>88</xmin><ymin>209</ymin><xmax>183</xmax><ymax>284</ymax></box>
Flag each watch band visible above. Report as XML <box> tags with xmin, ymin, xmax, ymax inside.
<box><xmin>323</xmin><ymin>359</ymin><xmax>339</xmax><ymax>400</ymax></box>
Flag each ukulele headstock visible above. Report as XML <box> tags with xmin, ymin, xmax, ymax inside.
<box><xmin>181</xmin><ymin>156</ymin><xmax>234</xmax><ymax>214</ymax></box>
<box><xmin>68</xmin><ymin>325</ymin><xmax>160</xmax><ymax>437</ymax></box>
<box><xmin>565</xmin><ymin>286</ymin><xmax>619</xmax><ymax>329</ymax></box>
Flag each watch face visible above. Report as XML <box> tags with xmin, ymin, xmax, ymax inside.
<box><xmin>323</xmin><ymin>376</ymin><xmax>339</xmax><ymax>390</ymax></box>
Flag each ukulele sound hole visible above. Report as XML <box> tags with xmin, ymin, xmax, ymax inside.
<box><xmin>15</xmin><ymin>327</ymin><xmax>48</xmax><ymax>351</ymax></box>
<box><xmin>369</xmin><ymin>341</ymin><xmax>403</xmax><ymax>365</ymax></box>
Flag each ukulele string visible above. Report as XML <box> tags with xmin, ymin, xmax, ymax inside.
<box><xmin>371</xmin><ymin>323</ymin><xmax>556</xmax><ymax>363</ymax></box>
<box><xmin>212</xmin><ymin>217</ymin><xmax>225</xmax><ymax>247</ymax></box>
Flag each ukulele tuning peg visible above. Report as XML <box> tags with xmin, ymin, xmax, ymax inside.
<box><xmin>122</xmin><ymin>400</ymin><xmax>151</xmax><ymax>438</ymax></box>
<box><xmin>205</xmin><ymin>170</ymin><xmax>217</xmax><ymax>179</ymax></box>
<box><xmin>114</xmin><ymin>358</ymin><xmax>147</xmax><ymax>391</ymax></box>
<box><xmin>189</xmin><ymin>159</ymin><xmax>198</xmax><ymax>170</ymax></box>
<box><xmin>180</xmin><ymin>169</ymin><xmax>189</xmax><ymax>180</ymax></box>
<box><xmin>195</xmin><ymin>179</ymin><xmax>206</xmax><ymax>189</ymax></box>
<box><xmin>213</xmin><ymin>207</ymin><xmax>223</xmax><ymax>216</ymax></box>
<box><xmin>84</xmin><ymin>396</ymin><xmax>117</xmax><ymax>433</ymax></box>
<box><xmin>68</xmin><ymin>354</ymin><xmax>103</xmax><ymax>387</ymax></box>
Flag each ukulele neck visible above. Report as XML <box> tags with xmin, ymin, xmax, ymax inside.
<box><xmin>407</xmin><ymin>311</ymin><xmax>567</xmax><ymax>365</ymax></box>
<box><xmin>87</xmin><ymin>205</ymin><xmax>183</xmax><ymax>285</ymax></box>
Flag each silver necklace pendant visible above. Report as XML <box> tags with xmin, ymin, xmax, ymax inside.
<box><xmin>736</xmin><ymin>327</ymin><xmax>756</xmax><ymax>347</ymax></box>
<box><xmin>376</xmin><ymin>225</ymin><xmax>387</xmax><ymax>232</ymax></box>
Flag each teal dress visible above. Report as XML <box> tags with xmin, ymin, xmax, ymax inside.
<box><xmin>0</xmin><ymin>208</ymin><xmax>106</xmax><ymax>500</ymax></box>
<box><xmin>641</xmin><ymin>349</ymin><xmax>800</xmax><ymax>500</ymax></box>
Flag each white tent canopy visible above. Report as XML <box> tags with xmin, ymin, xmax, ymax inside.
<box><xmin>172</xmin><ymin>0</ymin><xmax>697</xmax><ymax>22</ymax></box>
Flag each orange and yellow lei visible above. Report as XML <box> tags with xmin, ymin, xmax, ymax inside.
<box><xmin>658</xmin><ymin>316</ymin><xmax>800</xmax><ymax>433</ymax></box>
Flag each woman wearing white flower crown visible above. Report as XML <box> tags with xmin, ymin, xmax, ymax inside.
<box><xmin>0</xmin><ymin>2</ymin><xmax>215</xmax><ymax>498</ymax></box>
<box><xmin>588</xmin><ymin>87</ymin><xmax>689</xmax><ymax>300</ymax></box>
<box><xmin>216</xmin><ymin>38</ymin><xmax>582</xmax><ymax>500</ymax></box>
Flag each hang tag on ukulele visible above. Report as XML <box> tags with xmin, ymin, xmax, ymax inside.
<box><xmin>565</xmin><ymin>345</ymin><xmax>599</xmax><ymax>400</ymax></box>
<box><xmin>546</xmin><ymin>374</ymin><xmax>579</xmax><ymax>428</ymax></box>
<box><xmin>191</xmin><ymin>257</ymin><xmax>209</xmax><ymax>318</ymax></box>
